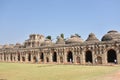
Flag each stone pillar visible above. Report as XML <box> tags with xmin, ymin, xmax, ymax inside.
<box><xmin>25</xmin><ymin>53</ymin><xmax>28</xmax><ymax>62</ymax></box>
<box><xmin>37</xmin><ymin>52</ymin><xmax>40</xmax><ymax>63</ymax></box>
<box><xmin>102</xmin><ymin>50</ymin><xmax>107</xmax><ymax>64</ymax></box>
<box><xmin>31</xmin><ymin>53</ymin><xmax>33</xmax><ymax>63</ymax></box>
<box><xmin>20</xmin><ymin>53</ymin><xmax>23</xmax><ymax>62</ymax></box>
<box><xmin>92</xmin><ymin>51</ymin><xmax>95</xmax><ymax>64</ymax></box>
<box><xmin>57</xmin><ymin>53</ymin><xmax>60</xmax><ymax>64</ymax></box>
<box><xmin>73</xmin><ymin>52</ymin><xmax>76</xmax><ymax>64</ymax></box>
<box><xmin>81</xmin><ymin>51</ymin><xmax>85</xmax><ymax>65</ymax></box>
<box><xmin>2</xmin><ymin>53</ymin><xmax>4</xmax><ymax>61</ymax></box>
<box><xmin>64</xmin><ymin>49</ymin><xmax>67</xmax><ymax>63</ymax></box>
<box><xmin>44</xmin><ymin>53</ymin><xmax>47</xmax><ymax>63</ymax></box>
<box><xmin>50</xmin><ymin>53</ymin><xmax>53</xmax><ymax>63</ymax></box>
<box><xmin>117</xmin><ymin>50</ymin><xmax>120</xmax><ymax>64</ymax></box>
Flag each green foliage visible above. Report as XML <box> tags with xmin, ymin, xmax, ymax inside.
<box><xmin>60</xmin><ymin>33</ymin><xmax>64</xmax><ymax>39</ymax></box>
<box><xmin>46</xmin><ymin>35</ymin><xmax>51</xmax><ymax>40</ymax></box>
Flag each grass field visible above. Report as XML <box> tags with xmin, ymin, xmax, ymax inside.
<box><xmin>0</xmin><ymin>63</ymin><xmax>120</xmax><ymax>80</ymax></box>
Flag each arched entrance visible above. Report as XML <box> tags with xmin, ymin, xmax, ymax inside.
<box><xmin>10</xmin><ymin>54</ymin><xmax>12</xmax><ymax>61</ymax></box>
<box><xmin>60</xmin><ymin>57</ymin><xmax>63</xmax><ymax>63</ymax></box>
<box><xmin>67</xmin><ymin>51</ymin><xmax>73</xmax><ymax>62</ymax></box>
<box><xmin>18</xmin><ymin>53</ymin><xmax>20</xmax><ymax>61</ymax></box>
<box><xmin>107</xmin><ymin>49</ymin><xmax>117</xmax><ymax>63</ymax></box>
<box><xmin>85</xmin><ymin>51</ymin><xmax>93</xmax><ymax>63</ymax></box>
<box><xmin>46</xmin><ymin>57</ymin><xmax>49</xmax><ymax>62</ymax></box>
<box><xmin>96</xmin><ymin>56</ymin><xmax>102</xmax><ymax>64</ymax></box>
<box><xmin>40</xmin><ymin>53</ymin><xmax>44</xmax><ymax>62</ymax></box>
<box><xmin>76</xmin><ymin>56</ymin><xmax>80</xmax><ymax>63</ymax></box>
<box><xmin>28</xmin><ymin>53</ymin><xmax>31</xmax><ymax>62</ymax></box>
<box><xmin>52</xmin><ymin>52</ymin><xmax>57</xmax><ymax>62</ymax></box>
<box><xmin>22</xmin><ymin>56</ymin><xmax>25</xmax><ymax>62</ymax></box>
<box><xmin>33</xmin><ymin>56</ymin><xmax>37</xmax><ymax>63</ymax></box>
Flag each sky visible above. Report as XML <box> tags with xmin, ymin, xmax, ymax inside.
<box><xmin>0</xmin><ymin>0</ymin><xmax>120</xmax><ymax>45</ymax></box>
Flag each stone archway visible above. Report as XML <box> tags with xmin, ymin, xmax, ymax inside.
<box><xmin>40</xmin><ymin>53</ymin><xmax>44</xmax><ymax>62</ymax></box>
<box><xmin>97</xmin><ymin>56</ymin><xmax>102</xmax><ymax>64</ymax></box>
<box><xmin>33</xmin><ymin>56</ymin><xmax>37</xmax><ymax>63</ymax></box>
<box><xmin>67</xmin><ymin>51</ymin><xmax>73</xmax><ymax>62</ymax></box>
<box><xmin>46</xmin><ymin>57</ymin><xmax>49</xmax><ymax>62</ymax></box>
<box><xmin>52</xmin><ymin>52</ymin><xmax>57</xmax><ymax>62</ymax></box>
<box><xmin>18</xmin><ymin>53</ymin><xmax>20</xmax><ymax>61</ymax></box>
<box><xmin>107</xmin><ymin>49</ymin><xmax>117</xmax><ymax>63</ymax></box>
<box><xmin>60</xmin><ymin>56</ymin><xmax>63</xmax><ymax>63</ymax></box>
<box><xmin>76</xmin><ymin>56</ymin><xmax>80</xmax><ymax>63</ymax></box>
<box><xmin>28</xmin><ymin>53</ymin><xmax>31</xmax><ymax>62</ymax></box>
<box><xmin>85</xmin><ymin>51</ymin><xmax>93</xmax><ymax>63</ymax></box>
<box><xmin>22</xmin><ymin>56</ymin><xmax>25</xmax><ymax>62</ymax></box>
<box><xmin>10</xmin><ymin>54</ymin><xmax>12</xmax><ymax>61</ymax></box>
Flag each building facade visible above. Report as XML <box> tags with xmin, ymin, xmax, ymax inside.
<box><xmin>0</xmin><ymin>30</ymin><xmax>120</xmax><ymax>65</ymax></box>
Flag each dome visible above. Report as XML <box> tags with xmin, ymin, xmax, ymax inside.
<box><xmin>41</xmin><ymin>39</ymin><xmax>52</xmax><ymax>46</ymax></box>
<box><xmin>66</xmin><ymin>35</ymin><xmax>83</xmax><ymax>44</ymax></box>
<box><xmin>101</xmin><ymin>30</ymin><xmax>120</xmax><ymax>41</ymax></box>
<box><xmin>86</xmin><ymin>33</ymin><xmax>99</xmax><ymax>42</ymax></box>
<box><xmin>56</xmin><ymin>36</ymin><xmax>65</xmax><ymax>44</ymax></box>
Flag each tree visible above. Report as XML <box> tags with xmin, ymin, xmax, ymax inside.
<box><xmin>46</xmin><ymin>35</ymin><xmax>51</xmax><ymax>40</ymax></box>
<box><xmin>75</xmin><ymin>34</ymin><xmax>81</xmax><ymax>38</ymax></box>
<box><xmin>60</xmin><ymin>33</ymin><xmax>64</xmax><ymax>39</ymax></box>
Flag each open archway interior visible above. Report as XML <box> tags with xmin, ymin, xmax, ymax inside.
<box><xmin>22</xmin><ymin>56</ymin><xmax>25</xmax><ymax>62</ymax></box>
<box><xmin>46</xmin><ymin>57</ymin><xmax>49</xmax><ymax>62</ymax></box>
<box><xmin>67</xmin><ymin>51</ymin><xmax>73</xmax><ymax>62</ymax></box>
<box><xmin>18</xmin><ymin>53</ymin><xmax>20</xmax><ymax>61</ymax></box>
<box><xmin>52</xmin><ymin>52</ymin><xmax>57</xmax><ymax>62</ymax></box>
<box><xmin>107</xmin><ymin>49</ymin><xmax>117</xmax><ymax>63</ymax></box>
<box><xmin>10</xmin><ymin>54</ymin><xmax>12</xmax><ymax>61</ymax></box>
<box><xmin>40</xmin><ymin>53</ymin><xmax>44</xmax><ymax>62</ymax></box>
<box><xmin>28</xmin><ymin>53</ymin><xmax>31</xmax><ymax>61</ymax></box>
<box><xmin>97</xmin><ymin>56</ymin><xmax>102</xmax><ymax>64</ymax></box>
<box><xmin>76</xmin><ymin>56</ymin><xmax>80</xmax><ymax>63</ymax></box>
<box><xmin>60</xmin><ymin>56</ymin><xmax>63</xmax><ymax>63</ymax></box>
<box><xmin>85</xmin><ymin>51</ymin><xmax>92</xmax><ymax>63</ymax></box>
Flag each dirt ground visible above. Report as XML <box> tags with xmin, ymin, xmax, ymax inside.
<box><xmin>100</xmin><ymin>70</ymin><xmax>120</xmax><ymax>80</ymax></box>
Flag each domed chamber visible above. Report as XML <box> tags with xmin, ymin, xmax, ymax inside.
<box><xmin>41</xmin><ymin>39</ymin><xmax>53</xmax><ymax>46</ymax></box>
<box><xmin>85</xmin><ymin>33</ymin><xmax>99</xmax><ymax>42</ymax></box>
<box><xmin>66</xmin><ymin>35</ymin><xmax>83</xmax><ymax>44</ymax></box>
<box><xmin>56</xmin><ymin>36</ymin><xmax>65</xmax><ymax>44</ymax></box>
<box><xmin>101</xmin><ymin>30</ymin><xmax>120</xmax><ymax>41</ymax></box>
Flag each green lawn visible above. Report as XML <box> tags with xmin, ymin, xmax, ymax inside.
<box><xmin>0</xmin><ymin>63</ymin><xmax>120</xmax><ymax>80</ymax></box>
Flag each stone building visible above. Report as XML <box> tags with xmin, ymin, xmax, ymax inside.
<box><xmin>0</xmin><ymin>30</ymin><xmax>120</xmax><ymax>65</ymax></box>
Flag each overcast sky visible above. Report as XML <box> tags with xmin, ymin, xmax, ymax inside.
<box><xmin>0</xmin><ymin>0</ymin><xmax>120</xmax><ymax>45</ymax></box>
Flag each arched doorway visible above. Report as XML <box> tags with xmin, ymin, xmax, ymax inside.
<box><xmin>96</xmin><ymin>56</ymin><xmax>102</xmax><ymax>64</ymax></box>
<box><xmin>40</xmin><ymin>53</ymin><xmax>44</xmax><ymax>62</ymax></box>
<box><xmin>10</xmin><ymin>54</ymin><xmax>12</xmax><ymax>61</ymax></box>
<box><xmin>67</xmin><ymin>51</ymin><xmax>73</xmax><ymax>62</ymax></box>
<box><xmin>52</xmin><ymin>52</ymin><xmax>57</xmax><ymax>62</ymax></box>
<box><xmin>60</xmin><ymin>56</ymin><xmax>63</xmax><ymax>63</ymax></box>
<box><xmin>76</xmin><ymin>56</ymin><xmax>80</xmax><ymax>63</ymax></box>
<box><xmin>107</xmin><ymin>49</ymin><xmax>117</xmax><ymax>63</ymax></box>
<box><xmin>33</xmin><ymin>56</ymin><xmax>37</xmax><ymax>63</ymax></box>
<box><xmin>22</xmin><ymin>56</ymin><xmax>25</xmax><ymax>62</ymax></box>
<box><xmin>28</xmin><ymin>53</ymin><xmax>31</xmax><ymax>62</ymax></box>
<box><xmin>18</xmin><ymin>53</ymin><xmax>20</xmax><ymax>61</ymax></box>
<box><xmin>4</xmin><ymin>53</ymin><xmax>6</xmax><ymax>61</ymax></box>
<box><xmin>46</xmin><ymin>57</ymin><xmax>49</xmax><ymax>62</ymax></box>
<box><xmin>85</xmin><ymin>51</ymin><xmax>93</xmax><ymax>63</ymax></box>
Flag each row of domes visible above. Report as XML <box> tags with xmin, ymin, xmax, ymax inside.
<box><xmin>41</xmin><ymin>30</ymin><xmax>120</xmax><ymax>46</ymax></box>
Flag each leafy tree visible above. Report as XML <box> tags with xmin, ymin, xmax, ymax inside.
<box><xmin>46</xmin><ymin>35</ymin><xmax>51</xmax><ymax>40</ymax></box>
<box><xmin>60</xmin><ymin>33</ymin><xmax>64</xmax><ymax>39</ymax></box>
